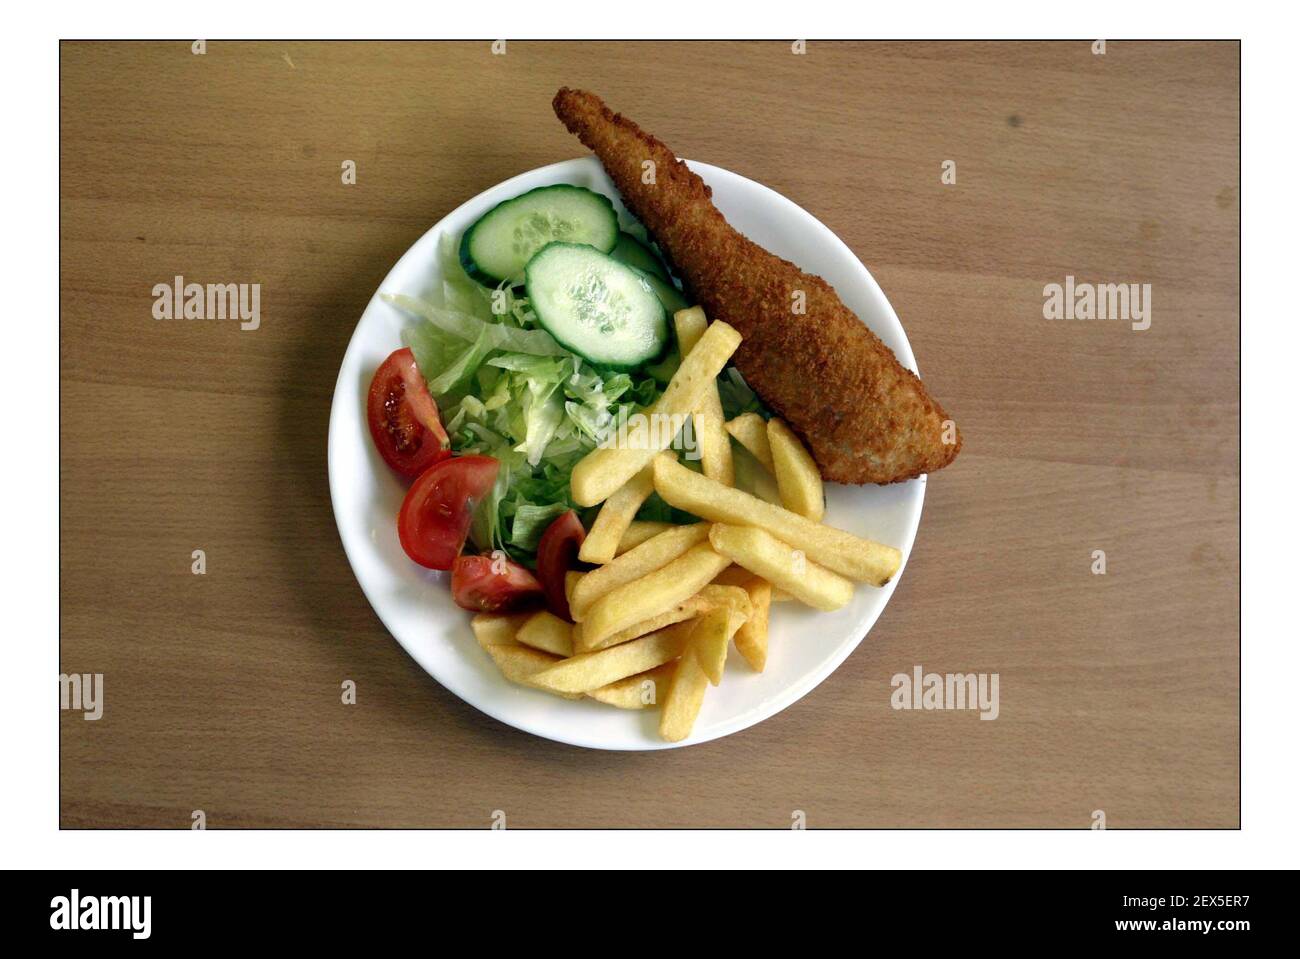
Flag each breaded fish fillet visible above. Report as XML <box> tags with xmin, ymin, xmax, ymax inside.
<box><xmin>553</xmin><ymin>88</ymin><xmax>961</xmax><ymax>484</ymax></box>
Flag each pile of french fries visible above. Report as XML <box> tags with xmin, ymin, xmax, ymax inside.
<box><xmin>472</xmin><ymin>308</ymin><xmax>903</xmax><ymax>742</ymax></box>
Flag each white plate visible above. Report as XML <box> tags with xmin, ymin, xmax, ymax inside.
<box><xmin>328</xmin><ymin>157</ymin><xmax>925</xmax><ymax>750</ymax></box>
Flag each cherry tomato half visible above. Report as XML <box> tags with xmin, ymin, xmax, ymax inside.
<box><xmin>451</xmin><ymin>554</ymin><xmax>545</xmax><ymax>613</ymax></box>
<box><xmin>367</xmin><ymin>348</ymin><xmax>451</xmax><ymax>478</ymax></box>
<box><xmin>397</xmin><ymin>455</ymin><xmax>499</xmax><ymax>570</ymax></box>
<box><xmin>536</xmin><ymin>510</ymin><xmax>586</xmax><ymax>620</ymax></box>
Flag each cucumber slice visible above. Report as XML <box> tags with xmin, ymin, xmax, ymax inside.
<box><xmin>461</xmin><ymin>185</ymin><xmax>619</xmax><ymax>286</ymax></box>
<box><xmin>611</xmin><ymin>232</ymin><xmax>671</xmax><ymax>281</ymax></box>
<box><xmin>640</xmin><ymin>270</ymin><xmax>690</xmax><ymax>315</ymax></box>
<box><xmin>609</xmin><ymin>235</ymin><xmax>689</xmax><ymax>313</ymax></box>
<box><xmin>524</xmin><ymin>243</ymin><xmax>668</xmax><ymax>370</ymax></box>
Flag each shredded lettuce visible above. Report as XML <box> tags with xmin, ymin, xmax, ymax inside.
<box><xmin>508</xmin><ymin>502</ymin><xmax>572</xmax><ymax>551</ymax></box>
<box><xmin>388</xmin><ymin>234</ymin><xmax>672</xmax><ymax>564</ymax></box>
<box><xmin>385</xmin><ymin>292</ymin><xmax>568</xmax><ymax>358</ymax></box>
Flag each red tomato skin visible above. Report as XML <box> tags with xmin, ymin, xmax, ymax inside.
<box><xmin>535</xmin><ymin>510</ymin><xmax>586</xmax><ymax>620</ymax></box>
<box><xmin>451</xmin><ymin>555</ymin><xmax>545</xmax><ymax>613</ymax></box>
<box><xmin>367</xmin><ymin>348</ymin><xmax>451</xmax><ymax>478</ymax></box>
<box><xmin>397</xmin><ymin>456</ymin><xmax>500</xmax><ymax>570</ymax></box>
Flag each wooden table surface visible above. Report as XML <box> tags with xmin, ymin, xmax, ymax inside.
<box><xmin>59</xmin><ymin>40</ymin><xmax>1239</xmax><ymax>828</ymax></box>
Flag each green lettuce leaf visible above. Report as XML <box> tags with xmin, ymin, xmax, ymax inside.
<box><xmin>383</xmin><ymin>225</ymin><xmax>726</xmax><ymax>562</ymax></box>
<box><xmin>508</xmin><ymin>502</ymin><xmax>572</xmax><ymax>551</ymax></box>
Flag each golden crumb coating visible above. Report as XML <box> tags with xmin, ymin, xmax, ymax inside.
<box><xmin>552</xmin><ymin>87</ymin><xmax>961</xmax><ymax>484</ymax></box>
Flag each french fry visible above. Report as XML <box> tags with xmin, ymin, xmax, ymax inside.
<box><xmin>733</xmin><ymin>578</ymin><xmax>772</xmax><ymax>672</ymax></box>
<box><xmin>586</xmin><ymin>663</ymin><xmax>676</xmax><ymax>709</ymax></box>
<box><xmin>725</xmin><ymin>412</ymin><xmax>774</xmax><ymax>472</ymax></box>
<box><xmin>674</xmin><ymin>307</ymin><xmax>734</xmax><ymax>486</ymax></box>
<box><xmin>659</xmin><ymin>650</ymin><xmax>710</xmax><ymax>743</ymax></box>
<box><xmin>710</xmin><ymin>567</ymin><xmax>774</xmax><ymax>666</ymax></box>
<box><xmin>515</xmin><ymin>610</ymin><xmax>575</xmax><ymax>657</ymax></box>
<box><xmin>691</xmin><ymin>606</ymin><xmax>746</xmax><ymax>686</ymax></box>
<box><xmin>712</xmin><ymin>565</ymin><xmax>757</xmax><ymax>589</ymax></box>
<box><xmin>615</xmin><ymin>520</ymin><xmax>674</xmax><ymax>555</ymax></box>
<box><xmin>578</xmin><ymin>458</ymin><xmax>666</xmax><ymax>565</ymax></box>
<box><xmin>529</xmin><ymin>623</ymin><xmax>692</xmax><ymax>694</ymax></box>
<box><xmin>768</xmin><ymin>418</ymin><xmax>825</xmax><ymax>521</ymax></box>
<box><xmin>570</xmin><ymin>521</ymin><xmax>712</xmax><ymax>621</ymax></box>
<box><xmin>708</xmin><ymin>523</ymin><xmax>854</xmax><ymax>611</ymax></box>
<box><xmin>569</xmin><ymin>320</ymin><xmax>742</xmax><ymax>506</ymax></box>
<box><xmin>482</xmin><ymin>644</ymin><xmax>583</xmax><ymax>700</ymax></box>
<box><xmin>470</xmin><ymin>612</ymin><xmax>533</xmax><ymax>648</ymax></box>
<box><xmin>574</xmin><ymin>584</ymin><xmax>752</xmax><ymax>652</ymax></box>
<box><xmin>654</xmin><ymin>456</ymin><xmax>901</xmax><ymax>585</ymax></box>
<box><xmin>714</xmin><ymin>564</ymin><xmax>788</xmax><ymax>603</ymax></box>
<box><xmin>672</xmin><ymin>306</ymin><xmax>708</xmax><ymax>350</ymax></box>
<box><xmin>581</xmin><ymin>543</ymin><xmax>731</xmax><ymax>649</ymax></box>
<box><xmin>564</xmin><ymin>570</ymin><xmax>585</xmax><ymax>608</ymax></box>
<box><xmin>731</xmin><ymin>443</ymin><xmax>783</xmax><ymax>505</ymax></box>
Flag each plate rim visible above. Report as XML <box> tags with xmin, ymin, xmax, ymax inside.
<box><xmin>327</xmin><ymin>156</ymin><xmax>925</xmax><ymax>751</ymax></box>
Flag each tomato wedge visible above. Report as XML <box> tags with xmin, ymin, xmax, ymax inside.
<box><xmin>536</xmin><ymin>510</ymin><xmax>586</xmax><ymax>620</ymax></box>
<box><xmin>451</xmin><ymin>554</ymin><xmax>545</xmax><ymax>613</ymax></box>
<box><xmin>397</xmin><ymin>456</ymin><xmax>499</xmax><ymax>570</ymax></box>
<box><xmin>367</xmin><ymin>348</ymin><xmax>451</xmax><ymax>478</ymax></box>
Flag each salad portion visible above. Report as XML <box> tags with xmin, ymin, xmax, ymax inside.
<box><xmin>368</xmin><ymin>185</ymin><xmax>717</xmax><ymax>604</ymax></box>
<box><xmin>365</xmin><ymin>182</ymin><xmax>899</xmax><ymax>742</ymax></box>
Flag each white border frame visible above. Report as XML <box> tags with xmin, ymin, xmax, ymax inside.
<box><xmin>9</xmin><ymin>8</ymin><xmax>1289</xmax><ymax>870</ymax></box>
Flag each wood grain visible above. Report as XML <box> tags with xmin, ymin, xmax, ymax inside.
<box><xmin>59</xmin><ymin>40</ymin><xmax>1239</xmax><ymax>828</ymax></box>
